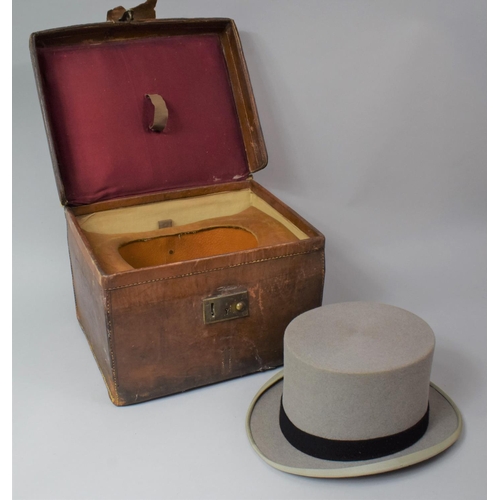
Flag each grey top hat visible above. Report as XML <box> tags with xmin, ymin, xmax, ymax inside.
<box><xmin>246</xmin><ymin>302</ymin><xmax>462</xmax><ymax>478</ymax></box>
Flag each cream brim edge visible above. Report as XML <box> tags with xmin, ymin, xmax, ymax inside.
<box><xmin>245</xmin><ymin>370</ymin><xmax>463</xmax><ymax>478</ymax></box>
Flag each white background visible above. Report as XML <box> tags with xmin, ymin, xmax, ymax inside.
<box><xmin>13</xmin><ymin>1</ymin><xmax>485</xmax><ymax>499</ymax></box>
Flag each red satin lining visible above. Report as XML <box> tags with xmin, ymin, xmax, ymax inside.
<box><xmin>37</xmin><ymin>34</ymin><xmax>248</xmax><ymax>205</ymax></box>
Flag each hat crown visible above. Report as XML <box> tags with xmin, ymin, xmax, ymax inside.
<box><xmin>282</xmin><ymin>302</ymin><xmax>435</xmax><ymax>441</ymax></box>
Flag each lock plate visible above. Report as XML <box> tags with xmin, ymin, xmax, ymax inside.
<box><xmin>203</xmin><ymin>286</ymin><xmax>249</xmax><ymax>324</ymax></box>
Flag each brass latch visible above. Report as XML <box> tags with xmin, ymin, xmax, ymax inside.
<box><xmin>203</xmin><ymin>286</ymin><xmax>249</xmax><ymax>325</ymax></box>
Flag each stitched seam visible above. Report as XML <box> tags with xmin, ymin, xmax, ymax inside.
<box><xmin>105</xmin><ymin>292</ymin><xmax>119</xmax><ymax>394</ymax></box>
<box><xmin>105</xmin><ymin>250</ymin><xmax>319</xmax><ymax>291</ymax></box>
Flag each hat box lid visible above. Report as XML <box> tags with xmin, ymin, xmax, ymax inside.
<box><xmin>30</xmin><ymin>18</ymin><xmax>267</xmax><ymax>206</ymax></box>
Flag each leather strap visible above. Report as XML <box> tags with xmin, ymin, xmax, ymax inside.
<box><xmin>146</xmin><ymin>94</ymin><xmax>168</xmax><ymax>132</ymax></box>
<box><xmin>107</xmin><ymin>0</ymin><xmax>157</xmax><ymax>22</ymax></box>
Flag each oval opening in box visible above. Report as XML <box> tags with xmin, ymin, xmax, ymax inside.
<box><xmin>119</xmin><ymin>227</ymin><xmax>258</xmax><ymax>269</ymax></box>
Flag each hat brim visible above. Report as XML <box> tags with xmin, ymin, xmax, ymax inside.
<box><xmin>246</xmin><ymin>370</ymin><xmax>462</xmax><ymax>478</ymax></box>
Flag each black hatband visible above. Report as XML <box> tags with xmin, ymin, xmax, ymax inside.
<box><xmin>279</xmin><ymin>398</ymin><xmax>430</xmax><ymax>462</ymax></box>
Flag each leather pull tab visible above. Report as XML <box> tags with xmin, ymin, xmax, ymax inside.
<box><xmin>107</xmin><ymin>0</ymin><xmax>157</xmax><ymax>22</ymax></box>
<box><xmin>146</xmin><ymin>94</ymin><xmax>168</xmax><ymax>132</ymax></box>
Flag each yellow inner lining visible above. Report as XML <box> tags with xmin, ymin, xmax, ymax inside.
<box><xmin>76</xmin><ymin>189</ymin><xmax>308</xmax><ymax>240</ymax></box>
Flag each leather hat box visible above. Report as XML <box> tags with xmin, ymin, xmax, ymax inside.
<box><xmin>30</xmin><ymin>17</ymin><xmax>325</xmax><ymax>405</ymax></box>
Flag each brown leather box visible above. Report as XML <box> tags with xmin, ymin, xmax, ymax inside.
<box><xmin>30</xmin><ymin>15</ymin><xmax>325</xmax><ymax>405</ymax></box>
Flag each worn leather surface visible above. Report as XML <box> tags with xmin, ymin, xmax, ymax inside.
<box><xmin>110</xmin><ymin>249</ymin><xmax>324</xmax><ymax>405</ymax></box>
<box><xmin>66</xmin><ymin>213</ymin><xmax>116</xmax><ymax>400</ymax></box>
<box><xmin>84</xmin><ymin>207</ymin><xmax>299</xmax><ymax>274</ymax></box>
<box><xmin>65</xmin><ymin>182</ymin><xmax>325</xmax><ymax>405</ymax></box>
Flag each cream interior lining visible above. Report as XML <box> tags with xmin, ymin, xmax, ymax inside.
<box><xmin>76</xmin><ymin>189</ymin><xmax>309</xmax><ymax>240</ymax></box>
